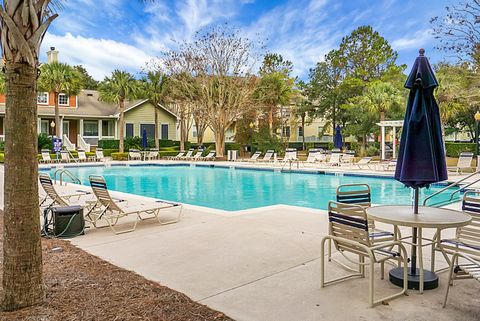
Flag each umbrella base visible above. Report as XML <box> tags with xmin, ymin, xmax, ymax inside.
<box><xmin>389</xmin><ymin>267</ymin><xmax>438</xmax><ymax>290</ymax></box>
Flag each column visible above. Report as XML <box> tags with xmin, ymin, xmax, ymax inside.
<box><xmin>381</xmin><ymin>125</ymin><xmax>386</xmax><ymax>160</ymax></box>
<box><xmin>79</xmin><ymin>119</ymin><xmax>84</xmax><ymax>136</ymax></box>
<box><xmin>37</xmin><ymin>118</ymin><xmax>41</xmax><ymax>135</ymax></box>
<box><xmin>59</xmin><ymin>116</ymin><xmax>64</xmax><ymax>138</ymax></box>
<box><xmin>392</xmin><ymin>126</ymin><xmax>396</xmax><ymax>159</ymax></box>
<box><xmin>114</xmin><ymin>120</ymin><xmax>118</xmax><ymax>139</ymax></box>
<box><xmin>98</xmin><ymin>120</ymin><xmax>102</xmax><ymax>140</ymax></box>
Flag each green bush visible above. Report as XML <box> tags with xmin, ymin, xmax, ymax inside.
<box><xmin>0</xmin><ymin>141</ymin><xmax>4</xmax><ymax>151</ymax></box>
<box><xmin>159</xmin><ymin>151</ymin><xmax>180</xmax><ymax>158</ymax></box>
<box><xmin>159</xmin><ymin>139</ymin><xmax>175</xmax><ymax>147</ymax></box>
<box><xmin>101</xmin><ymin>149</ymin><xmax>118</xmax><ymax>157</ymax></box>
<box><xmin>0</xmin><ymin>153</ymin><xmax>4</xmax><ymax>163</ymax></box>
<box><xmin>445</xmin><ymin>142</ymin><xmax>476</xmax><ymax>157</ymax></box>
<box><xmin>38</xmin><ymin>133</ymin><xmax>52</xmax><ymax>151</ymax></box>
<box><xmin>365</xmin><ymin>145</ymin><xmax>380</xmax><ymax>157</ymax></box>
<box><xmin>98</xmin><ymin>139</ymin><xmax>118</xmax><ymax>149</ymax></box>
<box><xmin>111</xmin><ymin>152</ymin><xmax>128</xmax><ymax>160</ymax></box>
<box><xmin>254</xmin><ymin>128</ymin><xmax>284</xmax><ymax>155</ymax></box>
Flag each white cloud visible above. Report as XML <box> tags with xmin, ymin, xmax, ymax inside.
<box><xmin>391</xmin><ymin>30</ymin><xmax>433</xmax><ymax>51</ymax></box>
<box><xmin>41</xmin><ymin>33</ymin><xmax>153</xmax><ymax>80</ymax></box>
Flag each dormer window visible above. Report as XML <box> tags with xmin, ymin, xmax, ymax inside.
<box><xmin>58</xmin><ymin>93</ymin><xmax>69</xmax><ymax>106</ymax></box>
<box><xmin>37</xmin><ymin>92</ymin><xmax>48</xmax><ymax>105</ymax></box>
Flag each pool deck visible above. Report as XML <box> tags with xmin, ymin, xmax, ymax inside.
<box><xmin>1</xmin><ymin>162</ymin><xmax>480</xmax><ymax>320</ymax></box>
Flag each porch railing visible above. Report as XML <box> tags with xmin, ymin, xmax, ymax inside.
<box><xmin>63</xmin><ymin>134</ymin><xmax>76</xmax><ymax>151</ymax></box>
<box><xmin>77</xmin><ymin>134</ymin><xmax>91</xmax><ymax>152</ymax></box>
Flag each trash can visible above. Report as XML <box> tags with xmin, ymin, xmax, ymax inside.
<box><xmin>227</xmin><ymin>150</ymin><xmax>238</xmax><ymax>161</ymax></box>
<box><xmin>51</xmin><ymin>205</ymin><xmax>85</xmax><ymax>238</ymax></box>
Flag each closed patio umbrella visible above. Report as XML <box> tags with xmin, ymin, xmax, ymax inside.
<box><xmin>392</xmin><ymin>48</ymin><xmax>447</xmax><ymax>289</ymax></box>
<box><xmin>141</xmin><ymin>128</ymin><xmax>148</xmax><ymax>149</ymax></box>
<box><xmin>333</xmin><ymin>125</ymin><xmax>343</xmax><ymax>149</ymax></box>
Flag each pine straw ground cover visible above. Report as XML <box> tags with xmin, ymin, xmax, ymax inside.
<box><xmin>0</xmin><ymin>212</ymin><xmax>233</xmax><ymax>321</ymax></box>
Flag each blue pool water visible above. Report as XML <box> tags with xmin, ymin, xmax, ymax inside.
<box><xmin>45</xmin><ymin>165</ymin><xmax>459</xmax><ymax>211</ymax></box>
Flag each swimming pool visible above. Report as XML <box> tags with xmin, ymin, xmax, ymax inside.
<box><xmin>45</xmin><ymin>164</ymin><xmax>459</xmax><ymax>211</ymax></box>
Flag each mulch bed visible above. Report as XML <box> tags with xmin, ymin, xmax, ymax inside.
<box><xmin>0</xmin><ymin>211</ymin><xmax>233</xmax><ymax>321</ymax></box>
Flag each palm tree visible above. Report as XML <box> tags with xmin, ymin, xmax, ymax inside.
<box><xmin>38</xmin><ymin>62</ymin><xmax>83</xmax><ymax>137</ymax></box>
<box><xmin>141</xmin><ymin>71</ymin><xmax>169</xmax><ymax>149</ymax></box>
<box><xmin>99</xmin><ymin>70</ymin><xmax>140</xmax><ymax>153</ymax></box>
<box><xmin>0</xmin><ymin>0</ymin><xmax>58</xmax><ymax>311</ymax></box>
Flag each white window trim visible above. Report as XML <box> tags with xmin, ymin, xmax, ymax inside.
<box><xmin>160</xmin><ymin>123</ymin><xmax>169</xmax><ymax>139</ymax></box>
<box><xmin>58</xmin><ymin>93</ymin><xmax>69</xmax><ymax>106</ymax></box>
<box><xmin>83</xmin><ymin>120</ymin><xmax>100</xmax><ymax>138</ymax></box>
<box><xmin>140</xmin><ymin>122</ymin><xmax>156</xmax><ymax>136</ymax></box>
<box><xmin>101</xmin><ymin>119</ymin><xmax>115</xmax><ymax>137</ymax></box>
<box><xmin>37</xmin><ymin>92</ymin><xmax>49</xmax><ymax>105</ymax></box>
<box><xmin>298</xmin><ymin>126</ymin><xmax>304</xmax><ymax>137</ymax></box>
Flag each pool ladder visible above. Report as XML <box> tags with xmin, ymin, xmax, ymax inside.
<box><xmin>53</xmin><ymin>168</ymin><xmax>81</xmax><ymax>186</ymax></box>
<box><xmin>423</xmin><ymin>170</ymin><xmax>480</xmax><ymax>207</ymax></box>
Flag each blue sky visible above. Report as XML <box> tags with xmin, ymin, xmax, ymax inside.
<box><xmin>41</xmin><ymin>0</ymin><xmax>455</xmax><ymax>80</ymax></box>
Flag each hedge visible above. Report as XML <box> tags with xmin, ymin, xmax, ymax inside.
<box><xmin>99</xmin><ymin>138</ymin><xmax>182</xmax><ymax>149</ymax></box>
<box><xmin>0</xmin><ymin>141</ymin><xmax>4</xmax><ymax>152</ymax></box>
<box><xmin>445</xmin><ymin>142</ymin><xmax>476</xmax><ymax>157</ymax></box>
<box><xmin>0</xmin><ymin>153</ymin><xmax>3</xmax><ymax>163</ymax></box>
<box><xmin>111</xmin><ymin>152</ymin><xmax>128</xmax><ymax>161</ymax></box>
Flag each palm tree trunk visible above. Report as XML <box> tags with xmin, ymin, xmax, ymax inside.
<box><xmin>3</xmin><ymin>62</ymin><xmax>43</xmax><ymax>311</ymax></box>
<box><xmin>154</xmin><ymin>107</ymin><xmax>159</xmax><ymax>149</ymax></box>
<box><xmin>119</xmin><ymin>98</ymin><xmax>125</xmax><ymax>153</ymax></box>
<box><xmin>54</xmin><ymin>92</ymin><xmax>60</xmax><ymax>138</ymax></box>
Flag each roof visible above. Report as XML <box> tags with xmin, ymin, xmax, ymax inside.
<box><xmin>0</xmin><ymin>90</ymin><xmax>178</xmax><ymax>120</ymax></box>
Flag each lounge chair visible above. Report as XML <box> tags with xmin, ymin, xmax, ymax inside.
<box><xmin>448</xmin><ymin>151</ymin><xmax>474</xmax><ymax>174</ymax></box>
<box><xmin>432</xmin><ymin>191</ymin><xmax>480</xmax><ymax>273</ymax></box>
<box><xmin>146</xmin><ymin>148</ymin><xmax>159</xmax><ymax>161</ymax></box>
<box><xmin>376</xmin><ymin>159</ymin><xmax>397</xmax><ymax>171</ymax></box>
<box><xmin>320</xmin><ymin>201</ymin><xmax>408</xmax><ymax>307</ymax></box>
<box><xmin>244</xmin><ymin>151</ymin><xmax>261</xmax><ymax>162</ymax></box>
<box><xmin>166</xmin><ymin>151</ymin><xmax>184</xmax><ymax>160</ymax></box>
<box><xmin>128</xmin><ymin>149</ymin><xmax>142</xmax><ymax>161</ymax></box>
<box><xmin>443</xmin><ymin>252</ymin><xmax>480</xmax><ymax>307</ymax></box>
<box><xmin>303</xmin><ymin>149</ymin><xmax>320</xmax><ymax>165</ymax></box>
<box><xmin>355</xmin><ymin>157</ymin><xmax>373</xmax><ymax>169</ymax></box>
<box><xmin>86</xmin><ymin>175</ymin><xmax>183</xmax><ymax>234</ymax></box>
<box><xmin>258</xmin><ymin>150</ymin><xmax>274</xmax><ymax>163</ymax></box>
<box><xmin>96</xmin><ymin>148</ymin><xmax>105</xmax><ymax>162</ymax></box>
<box><xmin>202</xmin><ymin>151</ymin><xmax>216</xmax><ymax>161</ymax></box>
<box><xmin>191</xmin><ymin>151</ymin><xmax>204</xmax><ymax>161</ymax></box>
<box><xmin>340</xmin><ymin>153</ymin><xmax>354</xmax><ymax>166</ymax></box>
<box><xmin>40</xmin><ymin>149</ymin><xmax>54</xmax><ymax>163</ymax></box>
<box><xmin>77</xmin><ymin>149</ymin><xmax>88</xmax><ymax>162</ymax></box>
<box><xmin>323</xmin><ymin>153</ymin><xmax>341</xmax><ymax>166</ymax></box>
<box><xmin>39</xmin><ymin>172</ymin><xmax>89</xmax><ymax>208</ymax></box>
<box><xmin>282</xmin><ymin>148</ymin><xmax>298</xmax><ymax>162</ymax></box>
<box><xmin>179</xmin><ymin>148</ymin><xmax>194</xmax><ymax>160</ymax></box>
<box><xmin>60</xmin><ymin>151</ymin><xmax>76</xmax><ymax>163</ymax></box>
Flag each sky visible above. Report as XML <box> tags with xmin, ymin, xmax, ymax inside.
<box><xmin>41</xmin><ymin>0</ymin><xmax>455</xmax><ymax>81</ymax></box>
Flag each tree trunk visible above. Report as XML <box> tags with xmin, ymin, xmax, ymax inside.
<box><xmin>301</xmin><ymin>114</ymin><xmax>306</xmax><ymax>151</ymax></box>
<box><xmin>180</xmin><ymin>115</ymin><xmax>185</xmax><ymax>151</ymax></box>
<box><xmin>268</xmin><ymin>106</ymin><xmax>274</xmax><ymax>137</ymax></box>
<box><xmin>154</xmin><ymin>107</ymin><xmax>159</xmax><ymax>149</ymax></box>
<box><xmin>119</xmin><ymin>98</ymin><xmax>125</xmax><ymax>153</ymax></box>
<box><xmin>3</xmin><ymin>62</ymin><xmax>44</xmax><ymax>310</ymax></box>
<box><xmin>54</xmin><ymin>92</ymin><xmax>60</xmax><ymax>138</ymax></box>
<box><xmin>214</xmin><ymin>129</ymin><xmax>225</xmax><ymax>157</ymax></box>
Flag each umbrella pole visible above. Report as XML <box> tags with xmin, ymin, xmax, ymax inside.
<box><xmin>411</xmin><ymin>187</ymin><xmax>419</xmax><ymax>275</ymax></box>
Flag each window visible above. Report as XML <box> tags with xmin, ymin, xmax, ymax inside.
<box><xmin>63</xmin><ymin>121</ymin><xmax>69</xmax><ymax>138</ymax></box>
<box><xmin>102</xmin><ymin>120</ymin><xmax>115</xmax><ymax>137</ymax></box>
<box><xmin>41</xmin><ymin>120</ymin><xmax>49</xmax><ymax>134</ymax></box>
<box><xmin>298</xmin><ymin>126</ymin><xmax>304</xmax><ymax>137</ymax></box>
<box><xmin>192</xmin><ymin>125</ymin><xmax>197</xmax><ymax>138</ymax></box>
<box><xmin>141</xmin><ymin>124</ymin><xmax>156</xmax><ymax>139</ymax></box>
<box><xmin>161</xmin><ymin>124</ymin><xmax>169</xmax><ymax>140</ymax></box>
<box><xmin>126</xmin><ymin>123</ymin><xmax>134</xmax><ymax>137</ymax></box>
<box><xmin>58</xmin><ymin>93</ymin><xmax>69</xmax><ymax>106</ymax></box>
<box><xmin>37</xmin><ymin>92</ymin><xmax>48</xmax><ymax>104</ymax></box>
<box><xmin>83</xmin><ymin>120</ymin><xmax>99</xmax><ymax>136</ymax></box>
<box><xmin>283</xmin><ymin>126</ymin><xmax>291</xmax><ymax>138</ymax></box>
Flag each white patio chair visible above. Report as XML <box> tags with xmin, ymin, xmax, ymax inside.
<box><xmin>128</xmin><ymin>149</ymin><xmax>142</xmax><ymax>161</ymax></box>
<box><xmin>443</xmin><ymin>252</ymin><xmax>480</xmax><ymax>307</ymax></box>
<box><xmin>40</xmin><ymin>149</ymin><xmax>53</xmax><ymax>163</ymax></box>
<box><xmin>448</xmin><ymin>152</ymin><xmax>474</xmax><ymax>174</ymax></box>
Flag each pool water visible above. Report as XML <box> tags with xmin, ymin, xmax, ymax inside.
<box><xmin>46</xmin><ymin>165</ymin><xmax>458</xmax><ymax>211</ymax></box>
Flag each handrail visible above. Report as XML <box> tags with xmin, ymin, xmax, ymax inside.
<box><xmin>53</xmin><ymin>168</ymin><xmax>81</xmax><ymax>186</ymax></box>
<box><xmin>423</xmin><ymin>170</ymin><xmax>480</xmax><ymax>206</ymax></box>
<box><xmin>77</xmin><ymin>134</ymin><xmax>91</xmax><ymax>152</ymax></box>
<box><xmin>62</xmin><ymin>134</ymin><xmax>76</xmax><ymax>151</ymax></box>
<box><xmin>447</xmin><ymin>176</ymin><xmax>480</xmax><ymax>202</ymax></box>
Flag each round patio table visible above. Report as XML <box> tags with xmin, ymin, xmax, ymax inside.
<box><xmin>366</xmin><ymin>205</ymin><xmax>471</xmax><ymax>293</ymax></box>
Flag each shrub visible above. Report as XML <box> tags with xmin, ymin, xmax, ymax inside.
<box><xmin>98</xmin><ymin>139</ymin><xmax>119</xmax><ymax>149</ymax></box>
<box><xmin>159</xmin><ymin>139</ymin><xmax>175</xmax><ymax>147</ymax></box>
<box><xmin>0</xmin><ymin>141</ymin><xmax>4</xmax><ymax>151</ymax></box>
<box><xmin>0</xmin><ymin>153</ymin><xmax>4</xmax><ymax>163</ymax></box>
<box><xmin>159</xmin><ymin>151</ymin><xmax>180</xmax><ymax>158</ymax></box>
<box><xmin>445</xmin><ymin>142</ymin><xmax>476</xmax><ymax>157</ymax></box>
<box><xmin>38</xmin><ymin>133</ymin><xmax>53</xmax><ymax>151</ymax></box>
<box><xmin>111</xmin><ymin>152</ymin><xmax>128</xmax><ymax>160</ymax></box>
<box><xmin>101</xmin><ymin>149</ymin><xmax>118</xmax><ymax>157</ymax></box>
<box><xmin>125</xmin><ymin>137</ymin><xmax>142</xmax><ymax>150</ymax></box>
<box><xmin>365</xmin><ymin>145</ymin><xmax>380</xmax><ymax>157</ymax></box>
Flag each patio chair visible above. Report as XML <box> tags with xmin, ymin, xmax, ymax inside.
<box><xmin>166</xmin><ymin>151</ymin><xmax>184</xmax><ymax>160</ymax></box>
<box><xmin>60</xmin><ymin>151</ymin><xmax>76</xmax><ymax>163</ymax></box>
<box><xmin>376</xmin><ymin>159</ymin><xmax>397</xmax><ymax>171</ymax></box>
<box><xmin>146</xmin><ymin>148</ymin><xmax>159</xmax><ymax>161</ymax></box>
<box><xmin>432</xmin><ymin>191</ymin><xmax>480</xmax><ymax>272</ymax></box>
<box><xmin>179</xmin><ymin>148</ymin><xmax>194</xmax><ymax>160</ymax></box>
<box><xmin>77</xmin><ymin>149</ymin><xmax>88</xmax><ymax>162</ymax></box>
<box><xmin>321</xmin><ymin>201</ymin><xmax>408</xmax><ymax>307</ymax></box>
<box><xmin>95</xmin><ymin>148</ymin><xmax>105</xmax><ymax>161</ymax></box>
<box><xmin>340</xmin><ymin>153</ymin><xmax>354</xmax><ymax>166</ymax></box>
<box><xmin>302</xmin><ymin>149</ymin><xmax>320</xmax><ymax>165</ymax></box>
<box><xmin>39</xmin><ymin>172</ymin><xmax>89</xmax><ymax>208</ymax></box>
<box><xmin>282</xmin><ymin>148</ymin><xmax>298</xmax><ymax>162</ymax></box>
<box><xmin>40</xmin><ymin>149</ymin><xmax>54</xmax><ymax>163</ymax></box>
<box><xmin>443</xmin><ymin>252</ymin><xmax>480</xmax><ymax>307</ymax></box>
<box><xmin>355</xmin><ymin>157</ymin><xmax>373</xmax><ymax>169</ymax></box>
<box><xmin>323</xmin><ymin>153</ymin><xmax>341</xmax><ymax>166</ymax></box>
<box><xmin>202</xmin><ymin>151</ymin><xmax>216</xmax><ymax>161</ymax></box>
<box><xmin>448</xmin><ymin>152</ymin><xmax>474</xmax><ymax>174</ymax></box>
<box><xmin>128</xmin><ymin>149</ymin><xmax>142</xmax><ymax>161</ymax></box>
<box><xmin>331</xmin><ymin>184</ymin><xmax>396</xmax><ymax>261</ymax></box>
<box><xmin>316</xmin><ymin>152</ymin><xmax>327</xmax><ymax>163</ymax></box>
<box><xmin>191</xmin><ymin>151</ymin><xmax>204</xmax><ymax>161</ymax></box>
<box><xmin>87</xmin><ymin>175</ymin><xmax>183</xmax><ymax>234</ymax></box>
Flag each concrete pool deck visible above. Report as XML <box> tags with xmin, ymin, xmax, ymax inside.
<box><xmin>1</xmin><ymin>162</ymin><xmax>480</xmax><ymax>320</ymax></box>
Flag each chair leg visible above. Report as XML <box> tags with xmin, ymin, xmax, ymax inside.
<box><xmin>369</xmin><ymin>259</ymin><xmax>375</xmax><ymax>308</ymax></box>
<box><xmin>320</xmin><ymin>237</ymin><xmax>327</xmax><ymax>288</ymax></box>
<box><xmin>443</xmin><ymin>258</ymin><xmax>456</xmax><ymax>308</ymax></box>
<box><xmin>328</xmin><ymin>239</ymin><xmax>332</xmax><ymax>262</ymax></box>
<box><xmin>380</xmin><ymin>261</ymin><xmax>385</xmax><ymax>280</ymax></box>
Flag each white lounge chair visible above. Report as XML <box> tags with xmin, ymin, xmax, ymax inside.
<box><xmin>179</xmin><ymin>148</ymin><xmax>194</xmax><ymax>160</ymax></box>
<box><xmin>323</xmin><ymin>153</ymin><xmax>341</xmax><ymax>166</ymax></box>
<box><xmin>355</xmin><ymin>157</ymin><xmax>373</xmax><ymax>169</ymax></box>
<box><xmin>258</xmin><ymin>150</ymin><xmax>274</xmax><ymax>163</ymax></box>
<box><xmin>443</xmin><ymin>252</ymin><xmax>480</xmax><ymax>307</ymax></box>
<box><xmin>448</xmin><ymin>152</ymin><xmax>474</xmax><ymax>174</ymax></box>
<box><xmin>376</xmin><ymin>159</ymin><xmax>397</xmax><ymax>171</ymax></box>
<box><xmin>202</xmin><ymin>151</ymin><xmax>216</xmax><ymax>161</ymax></box>
<box><xmin>191</xmin><ymin>151</ymin><xmax>204</xmax><ymax>161</ymax></box>
<box><xmin>128</xmin><ymin>149</ymin><xmax>142</xmax><ymax>161</ymax></box>
<box><xmin>304</xmin><ymin>149</ymin><xmax>320</xmax><ymax>164</ymax></box>
<box><xmin>244</xmin><ymin>151</ymin><xmax>261</xmax><ymax>162</ymax></box>
<box><xmin>282</xmin><ymin>148</ymin><xmax>298</xmax><ymax>161</ymax></box>
<box><xmin>146</xmin><ymin>148</ymin><xmax>159</xmax><ymax>160</ymax></box>
<box><xmin>87</xmin><ymin>175</ymin><xmax>183</xmax><ymax>234</ymax></box>
<box><xmin>39</xmin><ymin>172</ymin><xmax>89</xmax><ymax>208</ymax></box>
<box><xmin>340</xmin><ymin>153</ymin><xmax>355</xmax><ymax>166</ymax></box>
<box><xmin>77</xmin><ymin>149</ymin><xmax>87</xmax><ymax>162</ymax></box>
<box><xmin>321</xmin><ymin>201</ymin><xmax>408</xmax><ymax>307</ymax></box>
<box><xmin>60</xmin><ymin>151</ymin><xmax>76</xmax><ymax>163</ymax></box>
<box><xmin>96</xmin><ymin>148</ymin><xmax>105</xmax><ymax>162</ymax></box>
<box><xmin>40</xmin><ymin>149</ymin><xmax>54</xmax><ymax>163</ymax></box>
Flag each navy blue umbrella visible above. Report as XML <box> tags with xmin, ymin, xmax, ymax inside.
<box><xmin>333</xmin><ymin>125</ymin><xmax>343</xmax><ymax>149</ymax></box>
<box><xmin>141</xmin><ymin>128</ymin><xmax>148</xmax><ymax>149</ymax></box>
<box><xmin>391</xmin><ymin>49</ymin><xmax>447</xmax><ymax>289</ymax></box>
